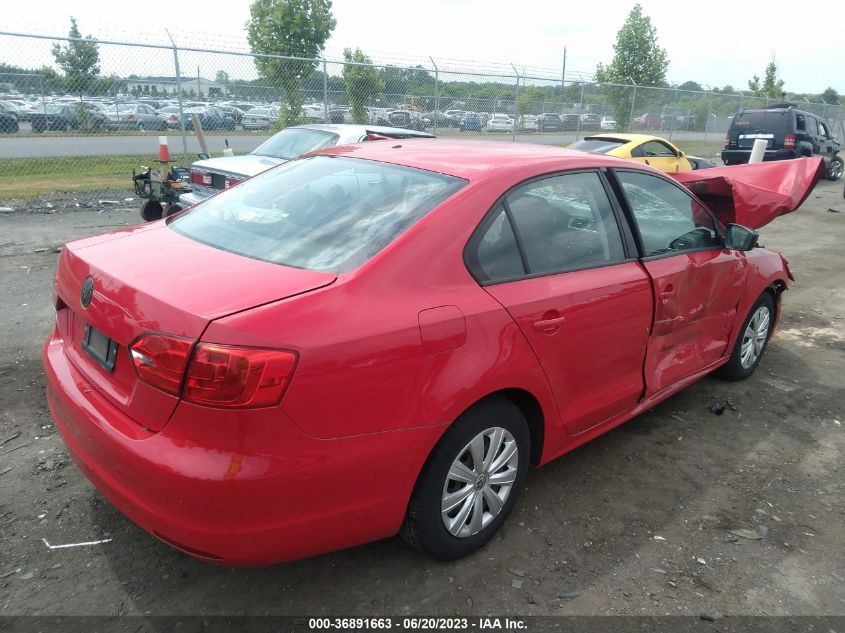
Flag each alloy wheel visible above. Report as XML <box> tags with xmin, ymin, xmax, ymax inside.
<box><xmin>441</xmin><ymin>427</ymin><xmax>518</xmax><ymax>538</ymax></box>
<box><xmin>740</xmin><ymin>305</ymin><xmax>771</xmax><ymax>369</ymax></box>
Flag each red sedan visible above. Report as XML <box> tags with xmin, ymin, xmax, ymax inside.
<box><xmin>43</xmin><ymin>140</ymin><xmax>820</xmax><ymax>565</ymax></box>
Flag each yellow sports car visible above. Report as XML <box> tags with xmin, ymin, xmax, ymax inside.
<box><xmin>569</xmin><ymin>133</ymin><xmax>716</xmax><ymax>173</ymax></box>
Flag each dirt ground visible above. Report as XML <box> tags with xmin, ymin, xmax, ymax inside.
<box><xmin>0</xmin><ymin>180</ymin><xmax>843</xmax><ymax>619</ymax></box>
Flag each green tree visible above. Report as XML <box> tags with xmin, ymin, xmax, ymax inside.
<box><xmin>595</xmin><ymin>4</ymin><xmax>668</xmax><ymax>129</ymax></box>
<box><xmin>51</xmin><ymin>17</ymin><xmax>100</xmax><ymax>96</ymax></box>
<box><xmin>246</xmin><ymin>0</ymin><xmax>336</xmax><ymax>127</ymax></box>
<box><xmin>516</xmin><ymin>86</ymin><xmax>543</xmax><ymax>115</ymax></box>
<box><xmin>678</xmin><ymin>80</ymin><xmax>703</xmax><ymax>93</ymax></box>
<box><xmin>820</xmin><ymin>87</ymin><xmax>839</xmax><ymax>105</ymax></box>
<box><xmin>748</xmin><ymin>59</ymin><xmax>785</xmax><ymax>100</ymax></box>
<box><xmin>342</xmin><ymin>48</ymin><xmax>383</xmax><ymax>124</ymax></box>
<box><xmin>215</xmin><ymin>70</ymin><xmax>230</xmax><ymax>84</ymax></box>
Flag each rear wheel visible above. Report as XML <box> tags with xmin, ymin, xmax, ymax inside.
<box><xmin>825</xmin><ymin>156</ymin><xmax>843</xmax><ymax>181</ymax></box>
<box><xmin>720</xmin><ymin>293</ymin><xmax>775</xmax><ymax>381</ymax></box>
<box><xmin>137</xmin><ymin>122</ymin><xmax>146</xmax><ymax>132</ymax></box>
<box><xmin>401</xmin><ymin>397</ymin><xmax>530</xmax><ymax>560</ymax></box>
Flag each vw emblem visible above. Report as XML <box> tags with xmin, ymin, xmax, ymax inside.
<box><xmin>80</xmin><ymin>276</ymin><xmax>94</xmax><ymax>308</ymax></box>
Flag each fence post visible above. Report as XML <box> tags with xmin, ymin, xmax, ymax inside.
<box><xmin>628</xmin><ymin>78</ymin><xmax>637</xmax><ymax>132</ymax></box>
<box><xmin>668</xmin><ymin>84</ymin><xmax>679</xmax><ymax>140</ymax></box>
<box><xmin>430</xmin><ymin>57</ymin><xmax>439</xmax><ymax>135</ymax></box>
<box><xmin>704</xmin><ymin>90</ymin><xmax>712</xmax><ymax>142</ymax></box>
<box><xmin>322</xmin><ymin>58</ymin><xmax>328</xmax><ymax>123</ymax></box>
<box><xmin>738</xmin><ymin>91</ymin><xmax>744</xmax><ymax>112</ymax></box>
<box><xmin>39</xmin><ymin>74</ymin><xmax>46</xmax><ymax>117</ymax></box>
<box><xmin>511</xmin><ymin>63</ymin><xmax>519</xmax><ymax>142</ymax></box>
<box><xmin>165</xmin><ymin>29</ymin><xmax>189</xmax><ymax>168</ymax></box>
<box><xmin>575</xmin><ymin>82</ymin><xmax>585</xmax><ymax>141</ymax></box>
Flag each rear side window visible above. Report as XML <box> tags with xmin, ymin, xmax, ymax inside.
<box><xmin>506</xmin><ymin>172</ymin><xmax>625</xmax><ymax>275</ymax></box>
<box><xmin>469</xmin><ymin>204</ymin><xmax>524</xmax><ymax>282</ymax></box>
<box><xmin>171</xmin><ymin>156</ymin><xmax>465</xmax><ymax>273</ymax></box>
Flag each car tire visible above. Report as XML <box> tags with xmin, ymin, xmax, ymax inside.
<box><xmin>720</xmin><ymin>293</ymin><xmax>776</xmax><ymax>381</ymax></box>
<box><xmin>400</xmin><ymin>397</ymin><xmax>530</xmax><ymax>560</ymax></box>
<box><xmin>824</xmin><ymin>156</ymin><xmax>843</xmax><ymax>181</ymax></box>
<box><xmin>137</xmin><ymin>123</ymin><xmax>146</xmax><ymax>132</ymax></box>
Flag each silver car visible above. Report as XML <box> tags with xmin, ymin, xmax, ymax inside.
<box><xmin>105</xmin><ymin>103</ymin><xmax>166</xmax><ymax>131</ymax></box>
<box><xmin>241</xmin><ymin>107</ymin><xmax>280</xmax><ymax>130</ymax></box>
<box><xmin>179</xmin><ymin>124</ymin><xmax>434</xmax><ymax>207</ymax></box>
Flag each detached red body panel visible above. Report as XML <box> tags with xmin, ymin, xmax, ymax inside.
<box><xmin>671</xmin><ymin>156</ymin><xmax>824</xmax><ymax>229</ymax></box>
<box><xmin>43</xmin><ymin>140</ymin><xmax>806</xmax><ymax>565</ymax></box>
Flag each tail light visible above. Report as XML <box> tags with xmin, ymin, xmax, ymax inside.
<box><xmin>190</xmin><ymin>170</ymin><xmax>213</xmax><ymax>186</ymax></box>
<box><xmin>127</xmin><ymin>114</ymin><xmax>135</xmax><ymax>120</ymax></box>
<box><xmin>724</xmin><ymin>133</ymin><xmax>731</xmax><ymax>149</ymax></box>
<box><xmin>129</xmin><ymin>334</ymin><xmax>193</xmax><ymax>396</ymax></box>
<box><xmin>784</xmin><ymin>133</ymin><xmax>796</xmax><ymax>149</ymax></box>
<box><xmin>130</xmin><ymin>334</ymin><xmax>297</xmax><ymax>408</ymax></box>
<box><xmin>224</xmin><ymin>177</ymin><xmax>241</xmax><ymax>188</ymax></box>
<box><xmin>183</xmin><ymin>344</ymin><xmax>297</xmax><ymax>408</ymax></box>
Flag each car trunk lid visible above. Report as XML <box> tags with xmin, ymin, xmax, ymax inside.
<box><xmin>54</xmin><ymin>223</ymin><xmax>336</xmax><ymax>431</ymax></box>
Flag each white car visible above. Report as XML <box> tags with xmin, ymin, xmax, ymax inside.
<box><xmin>600</xmin><ymin>116</ymin><xmax>617</xmax><ymax>131</ymax></box>
<box><xmin>178</xmin><ymin>124</ymin><xmax>434</xmax><ymax>208</ymax></box>
<box><xmin>519</xmin><ymin>115</ymin><xmax>538</xmax><ymax>132</ymax></box>
<box><xmin>487</xmin><ymin>114</ymin><xmax>515</xmax><ymax>133</ymax></box>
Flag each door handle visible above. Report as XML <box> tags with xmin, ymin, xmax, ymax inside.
<box><xmin>533</xmin><ymin>316</ymin><xmax>567</xmax><ymax>332</ymax></box>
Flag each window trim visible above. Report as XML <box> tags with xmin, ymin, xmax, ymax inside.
<box><xmin>607</xmin><ymin>167</ymin><xmax>726</xmax><ymax>261</ymax></box>
<box><xmin>463</xmin><ymin>168</ymin><xmax>636</xmax><ymax>286</ymax></box>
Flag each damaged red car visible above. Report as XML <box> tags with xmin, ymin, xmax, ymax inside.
<box><xmin>43</xmin><ymin>141</ymin><xmax>822</xmax><ymax>565</ymax></box>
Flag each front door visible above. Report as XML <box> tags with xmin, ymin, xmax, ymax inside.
<box><xmin>612</xmin><ymin>170</ymin><xmax>747</xmax><ymax>396</ymax></box>
<box><xmin>631</xmin><ymin>139</ymin><xmax>685</xmax><ymax>173</ymax></box>
<box><xmin>468</xmin><ymin>171</ymin><xmax>653</xmax><ymax>436</ymax></box>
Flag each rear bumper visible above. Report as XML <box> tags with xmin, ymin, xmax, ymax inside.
<box><xmin>721</xmin><ymin>149</ymin><xmax>798</xmax><ymax>163</ymax></box>
<box><xmin>43</xmin><ymin>326</ymin><xmax>445</xmax><ymax>565</ymax></box>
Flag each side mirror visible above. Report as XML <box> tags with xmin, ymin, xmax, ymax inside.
<box><xmin>725</xmin><ymin>223</ymin><xmax>759</xmax><ymax>251</ymax></box>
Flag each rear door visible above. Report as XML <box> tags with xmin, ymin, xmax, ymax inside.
<box><xmin>469</xmin><ymin>170</ymin><xmax>653</xmax><ymax>436</ymax></box>
<box><xmin>611</xmin><ymin>169</ymin><xmax>747</xmax><ymax>396</ymax></box>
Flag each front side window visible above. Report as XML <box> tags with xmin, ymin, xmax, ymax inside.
<box><xmin>171</xmin><ymin>156</ymin><xmax>465</xmax><ymax>273</ymax></box>
<box><xmin>818</xmin><ymin>120</ymin><xmax>830</xmax><ymax>137</ymax></box>
<box><xmin>505</xmin><ymin>172</ymin><xmax>626</xmax><ymax>275</ymax></box>
<box><xmin>615</xmin><ymin>171</ymin><xmax>722</xmax><ymax>256</ymax></box>
<box><xmin>641</xmin><ymin>140</ymin><xmax>677</xmax><ymax>157</ymax></box>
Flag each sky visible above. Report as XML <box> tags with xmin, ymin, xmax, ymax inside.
<box><xmin>1</xmin><ymin>0</ymin><xmax>841</xmax><ymax>94</ymax></box>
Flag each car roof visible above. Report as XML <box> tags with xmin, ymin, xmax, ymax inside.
<box><xmin>314</xmin><ymin>138</ymin><xmax>639</xmax><ymax>181</ymax></box>
<box><xmin>293</xmin><ymin>123</ymin><xmax>434</xmax><ymax>142</ymax></box>
<box><xmin>585</xmin><ymin>133</ymin><xmax>658</xmax><ymax>143</ymax></box>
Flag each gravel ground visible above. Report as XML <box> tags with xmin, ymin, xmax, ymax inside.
<box><xmin>0</xmin><ymin>181</ymin><xmax>843</xmax><ymax>618</ymax></box>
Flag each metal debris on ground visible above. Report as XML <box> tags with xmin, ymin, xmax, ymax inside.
<box><xmin>558</xmin><ymin>591</ymin><xmax>581</xmax><ymax>600</ymax></box>
<box><xmin>511</xmin><ymin>579</ymin><xmax>523</xmax><ymax>589</ymax></box>
<box><xmin>41</xmin><ymin>537</ymin><xmax>113</xmax><ymax>550</ymax></box>
<box><xmin>0</xmin><ymin>432</ymin><xmax>22</xmax><ymax>447</ymax></box>
<box><xmin>0</xmin><ymin>441</ymin><xmax>32</xmax><ymax>456</ymax></box>
<box><xmin>730</xmin><ymin>528</ymin><xmax>764</xmax><ymax>540</ymax></box>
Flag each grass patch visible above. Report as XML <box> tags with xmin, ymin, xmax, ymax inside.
<box><xmin>673</xmin><ymin>141</ymin><xmax>724</xmax><ymax>157</ymax></box>
<box><xmin>0</xmin><ymin>153</ymin><xmax>216</xmax><ymax>199</ymax></box>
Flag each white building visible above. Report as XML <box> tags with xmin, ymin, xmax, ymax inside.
<box><xmin>125</xmin><ymin>76</ymin><xmax>225</xmax><ymax>98</ymax></box>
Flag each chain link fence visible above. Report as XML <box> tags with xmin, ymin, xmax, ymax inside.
<box><xmin>1</xmin><ymin>29</ymin><xmax>844</xmax><ymax>201</ymax></box>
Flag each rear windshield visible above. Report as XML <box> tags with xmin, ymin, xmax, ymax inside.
<box><xmin>730</xmin><ymin>110</ymin><xmax>790</xmax><ymax>134</ymax></box>
<box><xmin>170</xmin><ymin>156</ymin><xmax>466</xmax><ymax>273</ymax></box>
<box><xmin>252</xmin><ymin>127</ymin><xmax>339</xmax><ymax>160</ymax></box>
<box><xmin>569</xmin><ymin>138</ymin><xmax>626</xmax><ymax>154</ymax></box>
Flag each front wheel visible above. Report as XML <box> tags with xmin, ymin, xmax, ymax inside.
<box><xmin>720</xmin><ymin>293</ymin><xmax>775</xmax><ymax>381</ymax></box>
<box><xmin>401</xmin><ymin>397</ymin><xmax>530</xmax><ymax>560</ymax></box>
<box><xmin>825</xmin><ymin>156</ymin><xmax>843</xmax><ymax>181</ymax></box>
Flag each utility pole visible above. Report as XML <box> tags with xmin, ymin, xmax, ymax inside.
<box><xmin>561</xmin><ymin>47</ymin><xmax>567</xmax><ymax>96</ymax></box>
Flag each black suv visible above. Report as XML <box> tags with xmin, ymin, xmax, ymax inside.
<box><xmin>722</xmin><ymin>104</ymin><xmax>842</xmax><ymax>180</ymax></box>
<box><xmin>536</xmin><ymin>113</ymin><xmax>562</xmax><ymax>132</ymax></box>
